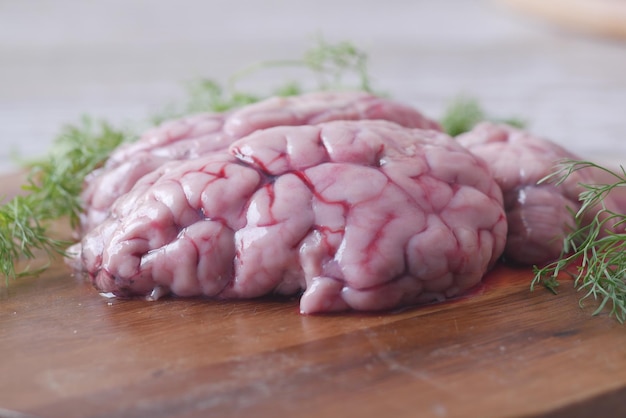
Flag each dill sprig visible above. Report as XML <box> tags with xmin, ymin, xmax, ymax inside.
<box><xmin>229</xmin><ymin>38</ymin><xmax>372</xmax><ymax>93</ymax></box>
<box><xmin>0</xmin><ymin>194</ymin><xmax>65</xmax><ymax>279</ymax></box>
<box><xmin>25</xmin><ymin>118</ymin><xmax>130</xmax><ymax>227</ymax></box>
<box><xmin>532</xmin><ymin>160</ymin><xmax>626</xmax><ymax>322</ymax></box>
<box><xmin>441</xmin><ymin>96</ymin><xmax>526</xmax><ymax>136</ymax></box>
<box><xmin>152</xmin><ymin>38</ymin><xmax>374</xmax><ymax>124</ymax></box>
<box><xmin>0</xmin><ymin>118</ymin><xmax>129</xmax><ymax>279</ymax></box>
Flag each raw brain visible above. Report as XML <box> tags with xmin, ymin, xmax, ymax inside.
<box><xmin>75</xmin><ymin>120</ymin><xmax>507</xmax><ymax>314</ymax></box>
<box><xmin>80</xmin><ymin>91</ymin><xmax>440</xmax><ymax>234</ymax></box>
<box><xmin>457</xmin><ymin>122</ymin><xmax>624</xmax><ymax>265</ymax></box>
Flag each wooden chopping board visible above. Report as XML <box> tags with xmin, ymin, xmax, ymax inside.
<box><xmin>2</xmin><ymin>173</ymin><xmax>626</xmax><ymax>418</ymax></box>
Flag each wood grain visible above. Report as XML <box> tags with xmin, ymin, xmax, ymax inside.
<box><xmin>2</xmin><ymin>176</ymin><xmax>626</xmax><ymax>418</ymax></box>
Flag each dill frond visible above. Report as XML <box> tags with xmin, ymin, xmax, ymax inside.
<box><xmin>533</xmin><ymin>160</ymin><xmax>626</xmax><ymax>322</ymax></box>
<box><xmin>441</xmin><ymin>96</ymin><xmax>526</xmax><ymax>136</ymax></box>
<box><xmin>0</xmin><ymin>118</ymin><xmax>129</xmax><ymax>280</ymax></box>
<box><xmin>152</xmin><ymin>38</ymin><xmax>375</xmax><ymax>124</ymax></box>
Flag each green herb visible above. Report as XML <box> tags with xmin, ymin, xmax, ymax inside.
<box><xmin>532</xmin><ymin>160</ymin><xmax>626</xmax><ymax>322</ymax></box>
<box><xmin>25</xmin><ymin>118</ymin><xmax>130</xmax><ymax>227</ymax></box>
<box><xmin>440</xmin><ymin>96</ymin><xmax>486</xmax><ymax>136</ymax></box>
<box><xmin>152</xmin><ymin>38</ymin><xmax>374</xmax><ymax>124</ymax></box>
<box><xmin>151</xmin><ymin>79</ymin><xmax>263</xmax><ymax>125</ymax></box>
<box><xmin>230</xmin><ymin>38</ymin><xmax>372</xmax><ymax>92</ymax></box>
<box><xmin>0</xmin><ymin>194</ymin><xmax>64</xmax><ymax>279</ymax></box>
<box><xmin>440</xmin><ymin>96</ymin><xmax>526</xmax><ymax>136</ymax></box>
<box><xmin>1</xmin><ymin>118</ymin><xmax>129</xmax><ymax>280</ymax></box>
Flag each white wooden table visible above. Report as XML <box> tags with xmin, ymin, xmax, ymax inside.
<box><xmin>1</xmin><ymin>0</ymin><xmax>625</xmax><ymax>174</ymax></box>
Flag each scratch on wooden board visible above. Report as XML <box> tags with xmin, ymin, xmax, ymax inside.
<box><xmin>362</xmin><ymin>329</ymin><xmax>459</xmax><ymax>397</ymax></box>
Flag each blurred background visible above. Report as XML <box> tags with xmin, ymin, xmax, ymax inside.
<box><xmin>1</xmin><ymin>0</ymin><xmax>625</xmax><ymax>174</ymax></box>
